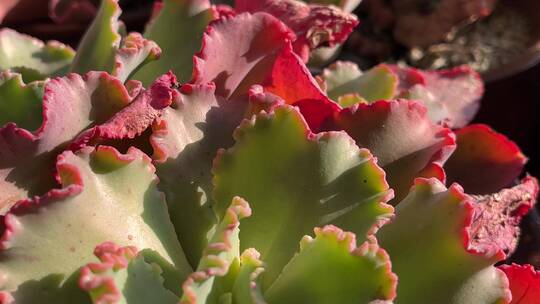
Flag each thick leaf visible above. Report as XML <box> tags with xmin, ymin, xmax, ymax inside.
<box><xmin>235</xmin><ymin>0</ymin><xmax>358</xmax><ymax>61</ymax></box>
<box><xmin>469</xmin><ymin>177</ymin><xmax>538</xmax><ymax>257</ymax></box>
<box><xmin>232</xmin><ymin>249</ymin><xmax>266</xmax><ymax>304</ymax></box>
<box><xmin>259</xmin><ymin>43</ymin><xmax>339</xmax><ymax>131</ymax></box>
<box><xmin>392</xmin><ymin>65</ymin><xmax>483</xmax><ymax>128</ymax></box>
<box><xmin>69</xmin><ymin>0</ymin><xmax>121</xmax><ymax>74</ymax></box>
<box><xmin>0</xmin><ymin>29</ymin><xmax>74</xmax><ymax>81</ymax></box>
<box><xmin>0</xmin><ymin>72</ymin><xmax>130</xmax><ymax>211</ymax></box>
<box><xmin>0</xmin><ymin>146</ymin><xmax>191</xmax><ymax>296</ymax></box>
<box><xmin>131</xmin><ymin>0</ymin><xmax>213</xmax><ymax>85</ymax></box>
<box><xmin>79</xmin><ymin>242</ymin><xmax>178</xmax><ymax>304</ymax></box>
<box><xmin>378</xmin><ymin>178</ymin><xmax>512</xmax><ymax>303</ymax></box>
<box><xmin>191</xmin><ymin>12</ymin><xmax>294</xmax><ymax>99</ymax></box>
<box><xmin>319</xmin><ymin>62</ymin><xmax>398</xmax><ymax>105</ymax></box>
<box><xmin>70</xmin><ymin>72</ymin><xmax>177</xmax><ymax>150</ymax></box>
<box><xmin>265</xmin><ymin>225</ymin><xmax>397</xmax><ymax>303</ymax></box>
<box><xmin>150</xmin><ymin>82</ymin><xmax>247</xmax><ymax>267</ymax></box>
<box><xmin>331</xmin><ymin>99</ymin><xmax>456</xmax><ymax>201</ymax></box>
<box><xmin>0</xmin><ymin>71</ymin><xmax>43</xmax><ymax>131</ymax></box>
<box><xmin>180</xmin><ymin>197</ymin><xmax>251</xmax><ymax>304</ymax></box>
<box><xmin>191</xmin><ymin>12</ymin><xmax>339</xmax><ymax>131</ymax></box>
<box><xmin>445</xmin><ymin>124</ymin><xmax>527</xmax><ymax>195</ymax></box>
<box><xmin>113</xmin><ymin>33</ymin><xmax>162</xmax><ymax>83</ymax></box>
<box><xmin>499</xmin><ymin>264</ymin><xmax>540</xmax><ymax>304</ymax></box>
<box><xmin>213</xmin><ymin>105</ymin><xmax>393</xmax><ymax>288</ymax></box>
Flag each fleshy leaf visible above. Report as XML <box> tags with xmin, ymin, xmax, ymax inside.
<box><xmin>265</xmin><ymin>225</ymin><xmax>397</xmax><ymax>303</ymax></box>
<box><xmin>191</xmin><ymin>12</ymin><xmax>339</xmax><ymax>131</ymax></box>
<box><xmin>319</xmin><ymin>62</ymin><xmax>398</xmax><ymax>105</ymax></box>
<box><xmin>191</xmin><ymin>12</ymin><xmax>294</xmax><ymax>99</ymax></box>
<box><xmin>499</xmin><ymin>263</ymin><xmax>540</xmax><ymax>304</ymax></box>
<box><xmin>113</xmin><ymin>33</ymin><xmax>162</xmax><ymax>83</ymax></box>
<box><xmin>0</xmin><ymin>146</ymin><xmax>191</xmax><ymax>295</ymax></box>
<box><xmin>79</xmin><ymin>242</ymin><xmax>178</xmax><ymax>304</ymax></box>
<box><xmin>69</xmin><ymin>0</ymin><xmax>121</xmax><ymax>74</ymax></box>
<box><xmin>131</xmin><ymin>0</ymin><xmax>213</xmax><ymax>85</ymax></box>
<box><xmin>330</xmin><ymin>99</ymin><xmax>456</xmax><ymax>201</ymax></box>
<box><xmin>232</xmin><ymin>249</ymin><xmax>266</xmax><ymax>304</ymax></box>
<box><xmin>235</xmin><ymin>0</ymin><xmax>359</xmax><ymax>61</ymax></box>
<box><xmin>378</xmin><ymin>178</ymin><xmax>511</xmax><ymax>303</ymax></box>
<box><xmin>392</xmin><ymin>65</ymin><xmax>483</xmax><ymax>128</ymax></box>
<box><xmin>0</xmin><ymin>71</ymin><xmax>43</xmax><ymax>131</ymax></box>
<box><xmin>180</xmin><ymin>197</ymin><xmax>251</xmax><ymax>304</ymax></box>
<box><xmin>150</xmin><ymin>82</ymin><xmax>247</xmax><ymax>267</ymax></box>
<box><xmin>213</xmin><ymin>105</ymin><xmax>393</xmax><ymax>287</ymax></box>
<box><xmin>70</xmin><ymin>72</ymin><xmax>176</xmax><ymax>150</ymax></box>
<box><xmin>445</xmin><ymin>124</ymin><xmax>527</xmax><ymax>195</ymax></box>
<box><xmin>0</xmin><ymin>28</ymin><xmax>74</xmax><ymax>81</ymax></box>
<box><xmin>0</xmin><ymin>72</ymin><xmax>131</xmax><ymax>211</ymax></box>
<box><xmin>469</xmin><ymin>177</ymin><xmax>539</xmax><ymax>256</ymax></box>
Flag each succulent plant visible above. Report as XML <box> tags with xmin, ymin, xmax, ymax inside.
<box><xmin>0</xmin><ymin>0</ymin><xmax>538</xmax><ymax>303</ymax></box>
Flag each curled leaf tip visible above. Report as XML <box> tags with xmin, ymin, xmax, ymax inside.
<box><xmin>79</xmin><ymin>243</ymin><xmax>140</xmax><ymax>302</ymax></box>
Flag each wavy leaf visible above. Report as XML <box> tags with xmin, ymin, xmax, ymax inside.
<box><xmin>191</xmin><ymin>12</ymin><xmax>294</xmax><ymax>99</ymax></box>
<box><xmin>499</xmin><ymin>263</ymin><xmax>540</xmax><ymax>304</ymax></box>
<box><xmin>392</xmin><ymin>65</ymin><xmax>483</xmax><ymax>128</ymax></box>
<box><xmin>113</xmin><ymin>33</ymin><xmax>162</xmax><ymax>83</ymax></box>
<box><xmin>180</xmin><ymin>197</ymin><xmax>251</xmax><ymax>304</ymax></box>
<box><xmin>319</xmin><ymin>61</ymin><xmax>398</xmax><ymax>105</ymax></box>
<box><xmin>150</xmin><ymin>81</ymin><xmax>248</xmax><ymax>267</ymax></box>
<box><xmin>330</xmin><ymin>99</ymin><xmax>456</xmax><ymax>201</ymax></box>
<box><xmin>232</xmin><ymin>249</ymin><xmax>266</xmax><ymax>304</ymax></box>
<box><xmin>0</xmin><ymin>72</ymin><xmax>130</xmax><ymax>211</ymax></box>
<box><xmin>131</xmin><ymin>0</ymin><xmax>213</xmax><ymax>85</ymax></box>
<box><xmin>0</xmin><ymin>71</ymin><xmax>43</xmax><ymax>131</ymax></box>
<box><xmin>213</xmin><ymin>105</ymin><xmax>393</xmax><ymax>287</ymax></box>
<box><xmin>265</xmin><ymin>225</ymin><xmax>397</xmax><ymax>303</ymax></box>
<box><xmin>321</xmin><ymin>62</ymin><xmax>484</xmax><ymax>128</ymax></box>
<box><xmin>445</xmin><ymin>124</ymin><xmax>527</xmax><ymax>195</ymax></box>
<box><xmin>79</xmin><ymin>242</ymin><xmax>178</xmax><ymax>304</ymax></box>
<box><xmin>0</xmin><ymin>29</ymin><xmax>74</xmax><ymax>81</ymax></box>
<box><xmin>70</xmin><ymin>72</ymin><xmax>176</xmax><ymax>150</ymax></box>
<box><xmin>0</xmin><ymin>146</ymin><xmax>191</xmax><ymax>297</ymax></box>
<box><xmin>378</xmin><ymin>178</ymin><xmax>512</xmax><ymax>303</ymax></box>
<box><xmin>191</xmin><ymin>12</ymin><xmax>338</xmax><ymax>131</ymax></box>
<box><xmin>235</xmin><ymin>0</ymin><xmax>358</xmax><ymax>61</ymax></box>
<box><xmin>69</xmin><ymin>0</ymin><xmax>121</xmax><ymax>74</ymax></box>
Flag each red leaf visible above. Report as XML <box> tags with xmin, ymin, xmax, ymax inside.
<box><xmin>445</xmin><ymin>124</ymin><xmax>527</xmax><ymax>195</ymax></box>
<box><xmin>330</xmin><ymin>99</ymin><xmax>456</xmax><ymax>201</ymax></box>
<box><xmin>235</xmin><ymin>0</ymin><xmax>358</xmax><ymax>61</ymax></box>
<box><xmin>499</xmin><ymin>263</ymin><xmax>540</xmax><ymax>304</ymax></box>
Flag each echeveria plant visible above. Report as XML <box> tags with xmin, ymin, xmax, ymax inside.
<box><xmin>0</xmin><ymin>0</ymin><xmax>538</xmax><ymax>303</ymax></box>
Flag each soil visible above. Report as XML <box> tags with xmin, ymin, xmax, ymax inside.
<box><xmin>343</xmin><ymin>2</ymin><xmax>533</xmax><ymax>74</ymax></box>
<box><xmin>407</xmin><ymin>5</ymin><xmax>532</xmax><ymax>73</ymax></box>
